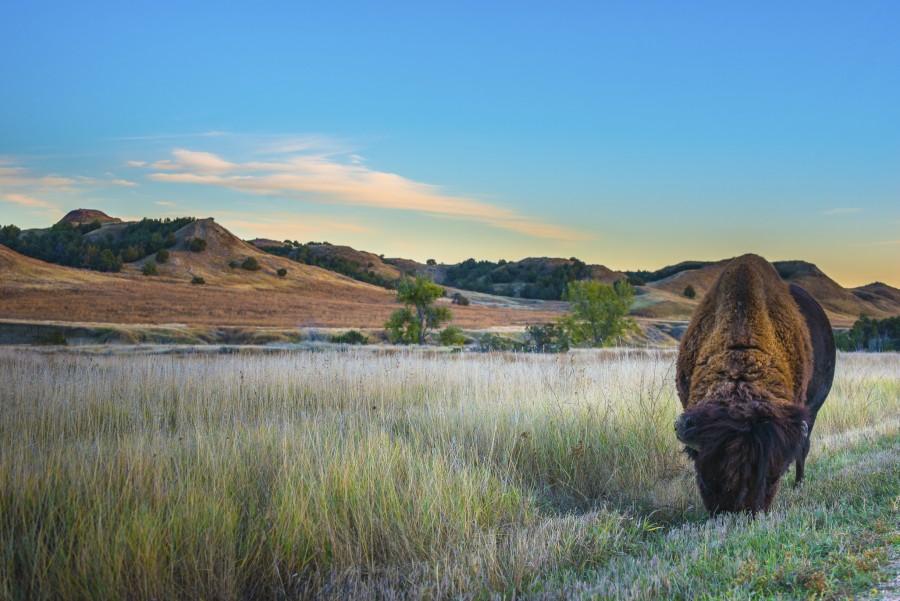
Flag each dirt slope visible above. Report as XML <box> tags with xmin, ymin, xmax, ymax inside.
<box><xmin>58</xmin><ymin>209</ymin><xmax>122</xmax><ymax>226</ymax></box>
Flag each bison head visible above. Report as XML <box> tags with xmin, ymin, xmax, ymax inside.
<box><xmin>675</xmin><ymin>399</ymin><xmax>809</xmax><ymax>514</ymax></box>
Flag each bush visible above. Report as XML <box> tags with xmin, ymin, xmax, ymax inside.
<box><xmin>683</xmin><ymin>285</ymin><xmax>696</xmax><ymax>299</ymax></box>
<box><xmin>155</xmin><ymin>249</ymin><xmax>169</xmax><ymax>263</ymax></box>
<box><xmin>451</xmin><ymin>292</ymin><xmax>470</xmax><ymax>306</ymax></box>
<box><xmin>330</xmin><ymin>330</ymin><xmax>369</xmax><ymax>345</ymax></box>
<box><xmin>276</xmin><ymin>267</ymin><xmax>287</xmax><ymax>277</ymax></box>
<box><xmin>439</xmin><ymin>326</ymin><xmax>466</xmax><ymax>346</ymax></box>
<box><xmin>427</xmin><ymin>259</ymin><xmax>437</xmax><ymax>266</ymax></box>
<box><xmin>526</xmin><ymin>322</ymin><xmax>570</xmax><ymax>353</ymax></box>
<box><xmin>473</xmin><ymin>333</ymin><xmax>526</xmax><ymax>352</ymax></box>
<box><xmin>190</xmin><ymin>238</ymin><xmax>207</xmax><ymax>252</ymax></box>
<box><xmin>37</xmin><ymin>329</ymin><xmax>68</xmax><ymax>345</ymax></box>
<box><xmin>191</xmin><ymin>276</ymin><xmax>205</xmax><ymax>285</ymax></box>
<box><xmin>142</xmin><ymin>260</ymin><xmax>159</xmax><ymax>276</ymax></box>
<box><xmin>242</xmin><ymin>257</ymin><xmax>261</xmax><ymax>271</ymax></box>
<box><xmin>228</xmin><ymin>260</ymin><xmax>238</xmax><ymax>269</ymax></box>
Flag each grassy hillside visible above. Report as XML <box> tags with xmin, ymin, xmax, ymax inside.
<box><xmin>0</xmin><ymin>243</ymin><xmax>565</xmax><ymax>329</ymax></box>
<box><xmin>0</xmin><ymin>349</ymin><xmax>897</xmax><ymax>599</ymax></box>
<box><xmin>635</xmin><ymin>259</ymin><xmax>899</xmax><ymax>326</ymax></box>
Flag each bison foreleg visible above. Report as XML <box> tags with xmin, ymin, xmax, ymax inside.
<box><xmin>793</xmin><ymin>426</ymin><xmax>812</xmax><ymax>488</ymax></box>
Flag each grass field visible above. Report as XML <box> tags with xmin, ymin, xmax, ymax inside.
<box><xmin>1</xmin><ymin>348</ymin><xmax>897</xmax><ymax>599</ymax></box>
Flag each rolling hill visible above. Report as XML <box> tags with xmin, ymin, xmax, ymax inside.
<box><xmin>0</xmin><ymin>216</ymin><xmax>565</xmax><ymax>331</ymax></box>
<box><xmin>3</xmin><ymin>208</ymin><xmax>898</xmax><ymax>338</ymax></box>
<box><xmin>634</xmin><ymin>259</ymin><xmax>899</xmax><ymax>326</ymax></box>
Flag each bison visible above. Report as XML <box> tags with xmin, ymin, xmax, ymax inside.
<box><xmin>674</xmin><ymin>254</ymin><xmax>835</xmax><ymax>514</ymax></box>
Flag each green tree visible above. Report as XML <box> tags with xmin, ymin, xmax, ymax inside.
<box><xmin>190</xmin><ymin>237</ymin><xmax>207</xmax><ymax>252</ymax></box>
<box><xmin>242</xmin><ymin>257</ymin><xmax>260</xmax><ymax>271</ymax></box>
<box><xmin>142</xmin><ymin>260</ymin><xmax>159</xmax><ymax>276</ymax></box>
<box><xmin>276</xmin><ymin>267</ymin><xmax>287</xmax><ymax>277</ymax></box>
<box><xmin>683</xmin><ymin>285</ymin><xmax>696</xmax><ymax>299</ymax></box>
<box><xmin>155</xmin><ymin>249</ymin><xmax>169</xmax><ymax>263</ymax></box>
<box><xmin>385</xmin><ymin>307</ymin><xmax>419</xmax><ymax>344</ymax></box>
<box><xmin>560</xmin><ymin>280</ymin><xmax>637</xmax><ymax>347</ymax></box>
<box><xmin>385</xmin><ymin>276</ymin><xmax>453</xmax><ymax>344</ymax></box>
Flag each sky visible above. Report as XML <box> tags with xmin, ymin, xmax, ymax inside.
<box><xmin>1</xmin><ymin>1</ymin><xmax>898</xmax><ymax>287</ymax></box>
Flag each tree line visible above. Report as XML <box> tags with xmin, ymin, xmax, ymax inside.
<box><xmin>0</xmin><ymin>218</ymin><xmax>195</xmax><ymax>272</ymax></box>
<box><xmin>256</xmin><ymin>242</ymin><xmax>397</xmax><ymax>289</ymax></box>
<box><xmin>443</xmin><ymin>257</ymin><xmax>591</xmax><ymax>300</ymax></box>
<box><xmin>835</xmin><ymin>315</ymin><xmax>900</xmax><ymax>352</ymax></box>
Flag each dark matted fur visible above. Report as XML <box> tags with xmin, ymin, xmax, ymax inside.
<box><xmin>675</xmin><ymin>254</ymin><xmax>835</xmax><ymax>514</ymax></box>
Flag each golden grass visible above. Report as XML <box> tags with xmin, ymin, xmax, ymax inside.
<box><xmin>1</xmin><ymin>348</ymin><xmax>897</xmax><ymax>599</ymax></box>
<box><xmin>0</xmin><ymin>242</ymin><xmax>565</xmax><ymax>329</ymax></box>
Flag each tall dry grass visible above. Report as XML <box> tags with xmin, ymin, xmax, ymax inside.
<box><xmin>0</xmin><ymin>349</ymin><xmax>897</xmax><ymax>599</ymax></box>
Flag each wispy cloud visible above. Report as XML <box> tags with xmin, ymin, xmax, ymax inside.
<box><xmin>4</xmin><ymin>193</ymin><xmax>53</xmax><ymax>208</ymax></box>
<box><xmin>138</xmin><ymin>146</ymin><xmax>587</xmax><ymax>241</ymax></box>
<box><xmin>822</xmin><ymin>207</ymin><xmax>861</xmax><ymax>215</ymax></box>
<box><xmin>155</xmin><ymin>201</ymin><xmax>177</xmax><ymax>207</ymax></box>
<box><xmin>110</xmin><ymin>179</ymin><xmax>138</xmax><ymax>186</ymax></box>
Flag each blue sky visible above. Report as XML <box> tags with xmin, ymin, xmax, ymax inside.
<box><xmin>1</xmin><ymin>1</ymin><xmax>898</xmax><ymax>286</ymax></box>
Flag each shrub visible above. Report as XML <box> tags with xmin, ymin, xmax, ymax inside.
<box><xmin>242</xmin><ymin>257</ymin><xmax>261</xmax><ymax>271</ymax></box>
<box><xmin>191</xmin><ymin>276</ymin><xmax>205</xmax><ymax>285</ymax></box>
<box><xmin>228</xmin><ymin>260</ymin><xmax>238</xmax><ymax>269</ymax></box>
<box><xmin>526</xmin><ymin>322</ymin><xmax>570</xmax><ymax>353</ymax></box>
<box><xmin>276</xmin><ymin>267</ymin><xmax>287</xmax><ymax>277</ymax></box>
<box><xmin>451</xmin><ymin>292</ymin><xmax>470</xmax><ymax>306</ymax></box>
<box><xmin>473</xmin><ymin>333</ymin><xmax>526</xmax><ymax>352</ymax></box>
<box><xmin>142</xmin><ymin>260</ymin><xmax>159</xmax><ymax>276</ymax></box>
<box><xmin>155</xmin><ymin>249</ymin><xmax>169</xmax><ymax>263</ymax></box>
<box><xmin>427</xmin><ymin>259</ymin><xmax>437</xmax><ymax>266</ymax></box>
<box><xmin>190</xmin><ymin>237</ymin><xmax>207</xmax><ymax>252</ymax></box>
<box><xmin>439</xmin><ymin>326</ymin><xmax>466</xmax><ymax>346</ymax></box>
<box><xmin>683</xmin><ymin>285</ymin><xmax>696</xmax><ymax>299</ymax></box>
<box><xmin>330</xmin><ymin>330</ymin><xmax>369</xmax><ymax>345</ymax></box>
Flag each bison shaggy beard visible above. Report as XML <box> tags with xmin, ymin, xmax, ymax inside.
<box><xmin>675</xmin><ymin>398</ymin><xmax>810</xmax><ymax>514</ymax></box>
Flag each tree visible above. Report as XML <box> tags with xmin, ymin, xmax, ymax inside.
<box><xmin>385</xmin><ymin>276</ymin><xmax>453</xmax><ymax>344</ymax></box>
<box><xmin>142</xmin><ymin>260</ymin><xmax>159</xmax><ymax>276</ymax></box>
<box><xmin>228</xmin><ymin>260</ymin><xmax>238</xmax><ymax>269</ymax></box>
<box><xmin>683</xmin><ymin>285</ymin><xmax>696</xmax><ymax>299</ymax></box>
<box><xmin>191</xmin><ymin>276</ymin><xmax>205</xmax><ymax>285</ymax></box>
<box><xmin>155</xmin><ymin>249</ymin><xmax>169</xmax><ymax>263</ymax></box>
<box><xmin>426</xmin><ymin>258</ymin><xmax>437</xmax><ymax>266</ymax></box>
<box><xmin>190</xmin><ymin>237</ymin><xmax>207</xmax><ymax>252</ymax></box>
<box><xmin>242</xmin><ymin>257</ymin><xmax>260</xmax><ymax>271</ymax></box>
<box><xmin>560</xmin><ymin>280</ymin><xmax>637</xmax><ymax>347</ymax></box>
<box><xmin>385</xmin><ymin>307</ymin><xmax>419</xmax><ymax>344</ymax></box>
<box><xmin>276</xmin><ymin>267</ymin><xmax>287</xmax><ymax>277</ymax></box>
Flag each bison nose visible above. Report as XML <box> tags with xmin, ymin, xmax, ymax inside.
<box><xmin>675</xmin><ymin>414</ymin><xmax>701</xmax><ymax>450</ymax></box>
<box><xmin>675</xmin><ymin>414</ymin><xmax>693</xmax><ymax>435</ymax></box>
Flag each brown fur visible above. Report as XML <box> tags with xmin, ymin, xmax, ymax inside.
<box><xmin>675</xmin><ymin>254</ymin><xmax>821</xmax><ymax>514</ymax></box>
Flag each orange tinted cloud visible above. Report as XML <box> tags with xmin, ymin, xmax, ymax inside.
<box><xmin>144</xmin><ymin>148</ymin><xmax>589</xmax><ymax>241</ymax></box>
